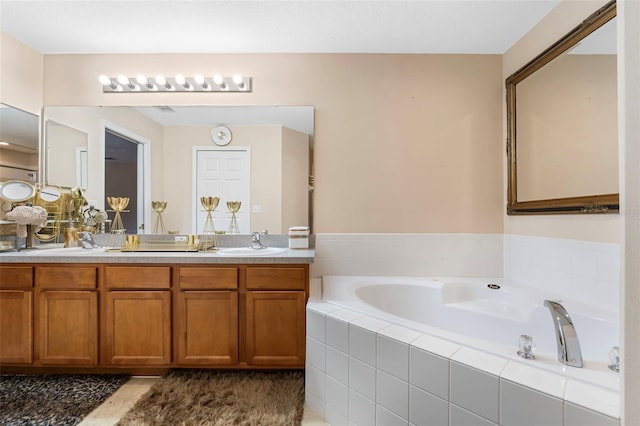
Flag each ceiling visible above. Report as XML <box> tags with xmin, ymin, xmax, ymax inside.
<box><xmin>0</xmin><ymin>0</ymin><xmax>560</xmax><ymax>55</ymax></box>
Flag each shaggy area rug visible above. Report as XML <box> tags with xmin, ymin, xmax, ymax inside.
<box><xmin>0</xmin><ymin>374</ymin><xmax>130</xmax><ymax>426</ymax></box>
<box><xmin>117</xmin><ymin>370</ymin><xmax>305</xmax><ymax>426</ymax></box>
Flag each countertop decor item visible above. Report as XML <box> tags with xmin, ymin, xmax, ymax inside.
<box><xmin>226</xmin><ymin>200</ymin><xmax>241</xmax><ymax>235</ymax></box>
<box><xmin>199</xmin><ymin>196</ymin><xmax>219</xmax><ymax>251</ymax></box>
<box><xmin>106</xmin><ymin>196</ymin><xmax>129</xmax><ymax>250</ymax></box>
<box><xmin>152</xmin><ymin>201</ymin><xmax>168</xmax><ymax>234</ymax></box>
<box><xmin>107</xmin><ymin>196</ymin><xmax>129</xmax><ymax>233</ymax></box>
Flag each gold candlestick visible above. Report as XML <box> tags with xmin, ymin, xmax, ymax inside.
<box><xmin>106</xmin><ymin>196</ymin><xmax>130</xmax><ymax>250</ymax></box>
<box><xmin>199</xmin><ymin>196</ymin><xmax>219</xmax><ymax>251</ymax></box>
<box><xmin>152</xmin><ymin>201</ymin><xmax>167</xmax><ymax>234</ymax></box>
<box><xmin>226</xmin><ymin>201</ymin><xmax>241</xmax><ymax>235</ymax></box>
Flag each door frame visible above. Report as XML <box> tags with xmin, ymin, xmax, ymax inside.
<box><xmin>192</xmin><ymin>146</ymin><xmax>251</xmax><ymax>234</ymax></box>
<box><xmin>101</xmin><ymin>120</ymin><xmax>151</xmax><ymax>234</ymax></box>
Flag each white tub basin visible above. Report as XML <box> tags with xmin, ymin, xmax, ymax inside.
<box><xmin>217</xmin><ymin>247</ymin><xmax>287</xmax><ymax>256</ymax></box>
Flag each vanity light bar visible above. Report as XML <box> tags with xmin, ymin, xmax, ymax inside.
<box><xmin>99</xmin><ymin>74</ymin><xmax>252</xmax><ymax>93</ymax></box>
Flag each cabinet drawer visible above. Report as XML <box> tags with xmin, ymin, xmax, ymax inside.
<box><xmin>0</xmin><ymin>266</ymin><xmax>33</xmax><ymax>289</ymax></box>
<box><xmin>36</xmin><ymin>266</ymin><xmax>98</xmax><ymax>290</ymax></box>
<box><xmin>246</xmin><ymin>266</ymin><xmax>307</xmax><ymax>290</ymax></box>
<box><xmin>105</xmin><ymin>266</ymin><xmax>171</xmax><ymax>289</ymax></box>
<box><xmin>179</xmin><ymin>267</ymin><xmax>238</xmax><ymax>290</ymax></box>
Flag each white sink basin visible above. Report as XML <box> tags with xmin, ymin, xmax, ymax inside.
<box><xmin>25</xmin><ymin>247</ymin><xmax>101</xmax><ymax>256</ymax></box>
<box><xmin>217</xmin><ymin>247</ymin><xmax>287</xmax><ymax>256</ymax></box>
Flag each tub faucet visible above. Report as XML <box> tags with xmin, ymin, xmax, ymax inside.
<box><xmin>78</xmin><ymin>231</ymin><xmax>100</xmax><ymax>249</ymax></box>
<box><xmin>543</xmin><ymin>300</ymin><xmax>583</xmax><ymax>368</ymax></box>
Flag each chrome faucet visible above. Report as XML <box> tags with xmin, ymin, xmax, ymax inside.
<box><xmin>251</xmin><ymin>231</ymin><xmax>266</xmax><ymax>249</ymax></box>
<box><xmin>78</xmin><ymin>231</ymin><xmax>100</xmax><ymax>249</ymax></box>
<box><xmin>543</xmin><ymin>300</ymin><xmax>583</xmax><ymax>368</ymax></box>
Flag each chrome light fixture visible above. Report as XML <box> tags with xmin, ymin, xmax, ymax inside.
<box><xmin>99</xmin><ymin>74</ymin><xmax>252</xmax><ymax>93</ymax></box>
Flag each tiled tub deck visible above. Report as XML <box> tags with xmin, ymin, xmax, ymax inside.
<box><xmin>304</xmin><ymin>302</ymin><xmax>620</xmax><ymax>426</ymax></box>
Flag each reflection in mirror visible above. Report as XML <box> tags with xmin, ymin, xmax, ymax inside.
<box><xmin>43</xmin><ymin>105</ymin><xmax>314</xmax><ymax>234</ymax></box>
<box><xmin>0</xmin><ymin>104</ymin><xmax>39</xmax><ymax>183</ymax></box>
<box><xmin>506</xmin><ymin>0</ymin><xmax>618</xmax><ymax>214</ymax></box>
<box><xmin>45</xmin><ymin>120</ymin><xmax>89</xmax><ymax>189</ymax></box>
<box><xmin>0</xmin><ymin>180</ymin><xmax>36</xmax><ymax>202</ymax></box>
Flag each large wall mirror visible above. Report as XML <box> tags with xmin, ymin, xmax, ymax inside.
<box><xmin>506</xmin><ymin>0</ymin><xmax>618</xmax><ymax>214</ymax></box>
<box><xmin>0</xmin><ymin>104</ymin><xmax>39</xmax><ymax>183</ymax></box>
<box><xmin>43</xmin><ymin>105</ymin><xmax>314</xmax><ymax>235</ymax></box>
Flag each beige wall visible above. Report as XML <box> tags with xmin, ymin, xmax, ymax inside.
<box><xmin>503</xmin><ymin>0</ymin><xmax>620</xmax><ymax>243</ymax></box>
<box><xmin>42</xmin><ymin>53</ymin><xmax>504</xmax><ymax>234</ymax></box>
<box><xmin>0</xmin><ymin>32</ymin><xmax>43</xmax><ymax>115</ymax></box>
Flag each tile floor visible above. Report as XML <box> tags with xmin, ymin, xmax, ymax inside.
<box><xmin>78</xmin><ymin>376</ymin><xmax>328</xmax><ymax>426</ymax></box>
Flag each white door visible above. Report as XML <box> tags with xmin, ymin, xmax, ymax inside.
<box><xmin>194</xmin><ymin>148</ymin><xmax>250</xmax><ymax>234</ymax></box>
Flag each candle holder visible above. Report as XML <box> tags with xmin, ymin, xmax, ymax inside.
<box><xmin>152</xmin><ymin>201</ymin><xmax>168</xmax><ymax>234</ymax></box>
<box><xmin>199</xmin><ymin>196</ymin><xmax>219</xmax><ymax>251</ymax></box>
<box><xmin>226</xmin><ymin>201</ymin><xmax>241</xmax><ymax>235</ymax></box>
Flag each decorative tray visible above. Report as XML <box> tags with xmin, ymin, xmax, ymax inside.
<box><xmin>120</xmin><ymin>242</ymin><xmax>202</xmax><ymax>252</ymax></box>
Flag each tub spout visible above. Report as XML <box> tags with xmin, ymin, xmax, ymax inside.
<box><xmin>543</xmin><ymin>300</ymin><xmax>583</xmax><ymax>368</ymax></box>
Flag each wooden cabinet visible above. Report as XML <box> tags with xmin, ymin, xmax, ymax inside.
<box><xmin>0</xmin><ymin>266</ymin><xmax>33</xmax><ymax>365</ymax></box>
<box><xmin>35</xmin><ymin>265</ymin><xmax>99</xmax><ymax>366</ymax></box>
<box><xmin>176</xmin><ymin>266</ymin><xmax>239</xmax><ymax>366</ymax></box>
<box><xmin>176</xmin><ymin>291</ymin><xmax>238</xmax><ymax>365</ymax></box>
<box><xmin>2</xmin><ymin>261</ymin><xmax>309</xmax><ymax>371</ymax></box>
<box><xmin>39</xmin><ymin>291</ymin><xmax>97</xmax><ymax>365</ymax></box>
<box><xmin>104</xmin><ymin>291</ymin><xmax>171</xmax><ymax>365</ymax></box>
<box><xmin>175</xmin><ymin>265</ymin><xmax>308</xmax><ymax>368</ymax></box>
<box><xmin>103</xmin><ymin>266</ymin><xmax>172</xmax><ymax>366</ymax></box>
<box><xmin>245</xmin><ymin>290</ymin><xmax>306</xmax><ymax>366</ymax></box>
<box><xmin>245</xmin><ymin>265</ymin><xmax>308</xmax><ymax>367</ymax></box>
<box><xmin>0</xmin><ymin>290</ymin><xmax>33</xmax><ymax>364</ymax></box>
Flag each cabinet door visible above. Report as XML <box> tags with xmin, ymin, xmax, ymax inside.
<box><xmin>245</xmin><ymin>291</ymin><xmax>306</xmax><ymax>366</ymax></box>
<box><xmin>176</xmin><ymin>291</ymin><xmax>238</xmax><ymax>365</ymax></box>
<box><xmin>0</xmin><ymin>290</ymin><xmax>33</xmax><ymax>364</ymax></box>
<box><xmin>39</xmin><ymin>291</ymin><xmax>98</xmax><ymax>365</ymax></box>
<box><xmin>104</xmin><ymin>291</ymin><xmax>171</xmax><ymax>365</ymax></box>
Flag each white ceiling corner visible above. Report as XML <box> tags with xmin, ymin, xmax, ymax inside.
<box><xmin>0</xmin><ymin>0</ymin><xmax>561</xmax><ymax>54</ymax></box>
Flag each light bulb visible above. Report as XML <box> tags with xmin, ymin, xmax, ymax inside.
<box><xmin>233</xmin><ymin>74</ymin><xmax>246</xmax><ymax>90</ymax></box>
<box><xmin>155</xmin><ymin>75</ymin><xmax>167</xmax><ymax>85</ymax></box>
<box><xmin>213</xmin><ymin>74</ymin><xmax>224</xmax><ymax>85</ymax></box>
<box><xmin>194</xmin><ymin>74</ymin><xmax>208</xmax><ymax>90</ymax></box>
<box><xmin>175</xmin><ymin>74</ymin><xmax>186</xmax><ymax>85</ymax></box>
<box><xmin>117</xmin><ymin>75</ymin><xmax>130</xmax><ymax>85</ymax></box>
<box><xmin>99</xmin><ymin>75</ymin><xmax>111</xmax><ymax>85</ymax></box>
<box><xmin>136</xmin><ymin>75</ymin><xmax>148</xmax><ymax>85</ymax></box>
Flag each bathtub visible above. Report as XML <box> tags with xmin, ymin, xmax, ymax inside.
<box><xmin>320</xmin><ymin>275</ymin><xmax>619</xmax><ymax>389</ymax></box>
<box><xmin>306</xmin><ymin>275</ymin><xmax>621</xmax><ymax>425</ymax></box>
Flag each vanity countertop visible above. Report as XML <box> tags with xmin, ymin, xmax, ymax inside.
<box><xmin>0</xmin><ymin>245</ymin><xmax>315</xmax><ymax>264</ymax></box>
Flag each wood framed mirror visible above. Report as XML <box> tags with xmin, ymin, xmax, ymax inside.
<box><xmin>506</xmin><ymin>0</ymin><xmax>618</xmax><ymax>215</ymax></box>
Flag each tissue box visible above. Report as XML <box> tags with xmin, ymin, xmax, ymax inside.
<box><xmin>288</xmin><ymin>226</ymin><xmax>310</xmax><ymax>249</ymax></box>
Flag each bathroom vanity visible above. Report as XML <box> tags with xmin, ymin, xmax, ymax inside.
<box><xmin>0</xmin><ymin>248</ymin><xmax>313</xmax><ymax>374</ymax></box>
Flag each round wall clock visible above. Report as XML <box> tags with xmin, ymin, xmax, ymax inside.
<box><xmin>211</xmin><ymin>125</ymin><xmax>232</xmax><ymax>146</ymax></box>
